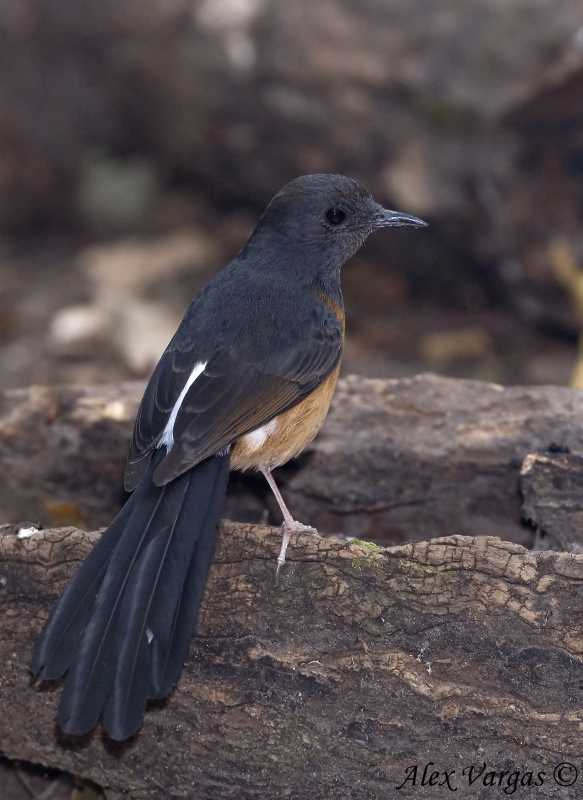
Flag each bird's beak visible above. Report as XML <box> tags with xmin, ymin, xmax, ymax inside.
<box><xmin>374</xmin><ymin>206</ymin><xmax>428</xmax><ymax>229</ymax></box>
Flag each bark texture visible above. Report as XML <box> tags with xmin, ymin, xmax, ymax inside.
<box><xmin>520</xmin><ymin>452</ymin><xmax>583</xmax><ymax>553</ymax></box>
<box><xmin>285</xmin><ymin>373</ymin><xmax>583</xmax><ymax>546</ymax></box>
<box><xmin>2</xmin><ymin>523</ymin><xmax>583</xmax><ymax>798</ymax></box>
<box><xmin>3</xmin><ymin>374</ymin><xmax>583</xmax><ymax>547</ymax></box>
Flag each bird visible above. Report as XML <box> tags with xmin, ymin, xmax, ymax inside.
<box><xmin>31</xmin><ymin>174</ymin><xmax>427</xmax><ymax>741</ymax></box>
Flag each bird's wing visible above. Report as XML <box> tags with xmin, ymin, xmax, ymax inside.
<box><xmin>125</xmin><ymin>345</ymin><xmax>205</xmax><ymax>489</ymax></box>
<box><xmin>125</xmin><ymin>317</ymin><xmax>343</xmax><ymax>489</ymax></box>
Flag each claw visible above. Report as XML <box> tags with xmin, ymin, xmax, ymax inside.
<box><xmin>273</xmin><ymin>519</ymin><xmax>317</xmax><ymax>585</ymax></box>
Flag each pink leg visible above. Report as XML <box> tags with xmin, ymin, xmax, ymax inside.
<box><xmin>259</xmin><ymin>465</ymin><xmax>317</xmax><ymax>582</ymax></box>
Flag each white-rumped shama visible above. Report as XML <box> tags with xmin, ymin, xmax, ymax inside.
<box><xmin>32</xmin><ymin>174</ymin><xmax>427</xmax><ymax>740</ymax></box>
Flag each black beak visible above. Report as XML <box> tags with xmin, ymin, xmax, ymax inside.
<box><xmin>374</xmin><ymin>206</ymin><xmax>428</xmax><ymax>229</ymax></box>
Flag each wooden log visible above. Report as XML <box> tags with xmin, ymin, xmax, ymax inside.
<box><xmin>3</xmin><ymin>375</ymin><xmax>583</xmax><ymax>547</ymax></box>
<box><xmin>521</xmin><ymin>452</ymin><xmax>583</xmax><ymax>553</ymax></box>
<box><xmin>283</xmin><ymin>373</ymin><xmax>583</xmax><ymax>546</ymax></box>
<box><xmin>2</xmin><ymin>523</ymin><xmax>583</xmax><ymax>798</ymax></box>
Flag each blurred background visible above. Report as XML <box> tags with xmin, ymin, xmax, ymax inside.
<box><xmin>2</xmin><ymin>0</ymin><xmax>583</xmax><ymax>392</ymax></box>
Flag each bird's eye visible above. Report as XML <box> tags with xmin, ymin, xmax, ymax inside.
<box><xmin>325</xmin><ymin>208</ymin><xmax>347</xmax><ymax>225</ymax></box>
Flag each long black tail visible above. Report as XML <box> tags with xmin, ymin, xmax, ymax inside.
<box><xmin>32</xmin><ymin>450</ymin><xmax>230</xmax><ymax>740</ymax></box>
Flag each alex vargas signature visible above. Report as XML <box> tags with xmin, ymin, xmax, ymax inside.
<box><xmin>396</xmin><ymin>762</ymin><xmax>552</xmax><ymax>793</ymax></box>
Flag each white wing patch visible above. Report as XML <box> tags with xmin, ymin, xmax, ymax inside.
<box><xmin>159</xmin><ymin>361</ymin><xmax>207</xmax><ymax>451</ymax></box>
<box><xmin>240</xmin><ymin>417</ymin><xmax>279</xmax><ymax>451</ymax></box>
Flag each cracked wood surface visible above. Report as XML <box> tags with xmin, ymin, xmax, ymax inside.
<box><xmin>521</xmin><ymin>452</ymin><xmax>583</xmax><ymax>554</ymax></box>
<box><xmin>2</xmin><ymin>523</ymin><xmax>583</xmax><ymax>798</ymax></box>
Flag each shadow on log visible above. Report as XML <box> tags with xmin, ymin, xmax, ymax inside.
<box><xmin>2</xmin><ymin>523</ymin><xmax>583</xmax><ymax>798</ymax></box>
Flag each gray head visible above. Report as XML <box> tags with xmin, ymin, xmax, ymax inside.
<box><xmin>250</xmin><ymin>174</ymin><xmax>427</xmax><ymax>268</ymax></box>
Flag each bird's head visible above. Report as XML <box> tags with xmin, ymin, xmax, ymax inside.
<box><xmin>251</xmin><ymin>174</ymin><xmax>427</xmax><ymax>270</ymax></box>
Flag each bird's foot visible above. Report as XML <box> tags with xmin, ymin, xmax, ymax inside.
<box><xmin>275</xmin><ymin>519</ymin><xmax>317</xmax><ymax>586</ymax></box>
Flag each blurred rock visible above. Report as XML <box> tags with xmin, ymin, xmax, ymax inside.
<box><xmin>79</xmin><ymin>231</ymin><xmax>218</xmax><ymax>294</ymax></box>
<box><xmin>48</xmin><ymin>305</ymin><xmax>114</xmax><ymax>356</ymax></box>
<box><xmin>113</xmin><ymin>295</ymin><xmax>181</xmax><ymax>373</ymax></box>
<box><xmin>48</xmin><ymin>230</ymin><xmax>220</xmax><ymax>373</ymax></box>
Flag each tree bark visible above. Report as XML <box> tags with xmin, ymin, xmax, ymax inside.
<box><xmin>3</xmin><ymin>374</ymin><xmax>583</xmax><ymax>548</ymax></box>
<box><xmin>520</xmin><ymin>452</ymin><xmax>583</xmax><ymax>553</ymax></box>
<box><xmin>2</xmin><ymin>522</ymin><xmax>583</xmax><ymax>798</ymax></box>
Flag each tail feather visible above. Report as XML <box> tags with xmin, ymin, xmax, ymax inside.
<box><xmin>149</xmin><ymin>457</ymin><xmax>230</xmax><ymax>698</ymax></box>
<box><xmin>102</xmin><ymin>472</ymin><xmax>195</xmax><ymax>739</ymax></box>
<box><xmin>56</xmin><ymin>465</ymin><xmax>169</xmax><ymax>735</ymax></box>
<box><xmin>32</xmin><ymin>450</ymin><xmax>230</xmax><ymax>740</ymax></box>
<box><xmin>31</xmin><ymin>498</ymin><xmax>135</xmax><ymax>680</ymax></box>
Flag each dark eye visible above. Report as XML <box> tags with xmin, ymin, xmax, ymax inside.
<box><xmin>325</xmin><ymin>208</ymin><xmax>347</xmax><ymax>225</ymax></box>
